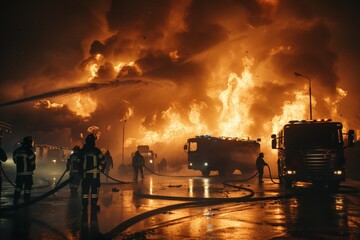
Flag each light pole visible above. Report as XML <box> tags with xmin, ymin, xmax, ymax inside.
<box><xmin>121</xmin><ymin>119</ymin><xmax>127</xmax><ymax>165</ymax></box>
<box><xmin>294</xmin><ymin>72</ymin><xmax>312</xmax><ymax>120</ymax></box>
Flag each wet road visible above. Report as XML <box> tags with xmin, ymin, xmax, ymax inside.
<box><xmin>0</xmin><ymin>163</ymin><xmax>359</xmax><ymax>240</ymax></box>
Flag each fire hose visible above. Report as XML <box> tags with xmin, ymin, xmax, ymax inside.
<box><xmin>0</xmin><ymin>177</ymin><xmax>70</xmax><ymax>213</ymax></box>
<box><xmin>105</xmin><ymin>182</ymin><xmax>292</xmax><ymax>238</ymax></box>
<box><xmin>100</xmin><ymin>171</ymin><xmax>131</xmax><ymax>184</ymax></box>
<box><xmin>267</xmin><ymin>165</ymin><xmax>281</xmax><ymax>184</ymax></box>
<box><xmin>1</xmin><ymin>165</ymin><xmax>53</xmax><ymax>190</ymax></box>
<box><xmin>102</xmin><ymin>163</ymin><xmax>292</xmax><ymax>237</ymax></box>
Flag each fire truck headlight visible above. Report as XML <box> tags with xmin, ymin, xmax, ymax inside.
<box><xmin>334</xmin><ymin>170</ymin><xmax>343</xmax><ymax>175</ymax></box>
<box><xmin>286</xmin><ymin>170</ymin><xmax>296</xmax><ymax>175</ymax></box>
<box><xmin>189</xmin><ymin>162</ymin><xmax>193</xmax><ymax>166</ymax></box>
<box><xmin>52</xmin><ymin>159</ymin><xmax>57</xmax><ymax>164</ymax></box>
<box><xmin>204</xmin><ymin>162</ymin><xmax>208</xmax><ymax>166</ymax></box>
<box><xmin>149</xmin><ymin>159</ymin><xmax>153</xmax><ymax>164</ymax></box>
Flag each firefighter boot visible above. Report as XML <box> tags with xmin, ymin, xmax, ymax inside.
<box><xmin>13</xmin><ymin>190</ymin><xmax>21</xmax><ymax>205</ymax></box>
<box><xmin>24</xmin><ymin>190</ymin><xmax>31</xmax><ymax>203</ymax></box>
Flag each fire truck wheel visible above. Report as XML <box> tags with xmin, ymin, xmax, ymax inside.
<box><xmin>201</xmin><ymin>169</ymin><xmax>210</xmax><ymax>177</ymax></box>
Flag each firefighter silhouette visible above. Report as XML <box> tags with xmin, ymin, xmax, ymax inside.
<box><xmin>79</xmin><ymin>134</ymin><xmax>105</xmax><ymax>212</ymax></box>
<box><xmin>157</xmin><ymin>157</ymin><xmax>168</xmax><ymax>173</ymax></box>
<box><xmin>256</xmin><ymin>152</ymin><xmax>268</xmax><ymax>184</ymax></box>
<box><xmin>67</xmin><ymin>146</ymin><xmax>81</xmax><ymax>196</ymax></box>
<box><xmin>104</xmin><ymin>150</ymin><xmax>113</xmax><ymax>180</ymax></box>
<box><xmin>132</xmin><ymin>150</ymin><xmax>144</xmax><ymax>181</ymax></box>
<box><xmin>13</xmin><ymin>136</ymin><xmax>36</xmax><ymax>204</ymax></box>
<box><xmin>0</xmin><ymin>147</ymin><xmax>8</xmax><ymax>196</ymax></box>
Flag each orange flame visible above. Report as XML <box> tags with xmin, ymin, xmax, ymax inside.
<box><xmin>270</xmin><ymin>89</ymin><xmax>309</xmax><ymax>134</ymax></box>
<box><xmin>65</xmin><ymin>94</ymin><xmax>97</xmax><ymax>117</ymax></box>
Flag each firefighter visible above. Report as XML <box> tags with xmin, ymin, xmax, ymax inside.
<box><xmin>79</xmin><ymin>134</ymin><xmax>105</xmax><ymax>212</ymax></box>
<box><xmin>104</xmin><ymin>150</ymin><xmax>113</xmax><ymax>181</ymax></box>
<box><xmin>13</xmin><ymin>136</ymin><xmax>36</xmax><ymax>205</ymax></box>
<box><xmin>67</xmin><ymin>146</ymin><xmax>81</xmax><ymax>196</ymax></box>
<box><xmin>132</xmin><ymin>150</ymin><xmax>144</xmax><ymax>182</ymax></box>
<box><xmin>256</xmin><ymin>152</ymin><xmax>268</xmax><ymax>184</ymax></box>
<box><xmin>0</xmin><ymin>147</ymin><xmax>8</xmax><ymax>196</ymax></box>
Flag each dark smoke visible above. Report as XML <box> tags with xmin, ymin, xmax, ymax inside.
<box><xmin>0</xmin><ymin>0</ymin><xmax>359</xmax><ymax>170</ymax></box>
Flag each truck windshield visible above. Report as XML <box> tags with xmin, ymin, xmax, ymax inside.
<box><xmin>284</xmin><ymin>124</ymin><xmax>342</xmax><ymax>149</ymax></box>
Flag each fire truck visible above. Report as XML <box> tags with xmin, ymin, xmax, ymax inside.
<box><xmin>36</xmin><ymin>144</ymin><xmax>71</xmax><ymax>165</ymax></box>
<box><xmin>132</xmin><ymin>145</ymin><xmax>157</xmax><ymax>172</ymax></box>
<box><xmin>184</xmin><ymin>135</ymin><xmax>261</xmax><ymax>176</ymax></box>
<box><xmin>271</xmin><ymin>119</ymin><xmax>355</xmax><ymax>189</ymax></box>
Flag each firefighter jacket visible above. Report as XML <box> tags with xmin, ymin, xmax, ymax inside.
<box><xmin>67</xmin><ymin>152</ymin><xmax>81</xmax><ymax>174</ymax></box>
<box><xmin>132</xmin><ymin>152</ymin><xmax>144</xmax><ymax>167</ymax></box>
<box><xmin>256</xmin><ymin>156</ymin><xmax>267</xmax><ymax>170</ymax></box>
<box><xmin>0</xmin><ymin>147</ymin><xmax>7</xmax><ymax>163</ymax></box>
<box><xmin>79</xmin><ymin>144</ymin><xmax>105</xmax><ymax>180</ymax></box>
<box><xmin>0</xmin><ymin>147</ymin><xmax>7</xmax><ymax>177</ymax></box>
<box><xmin>13</xmin><ymin>146</ymin><xmax>36</xmax><ymax>176</ymax></box>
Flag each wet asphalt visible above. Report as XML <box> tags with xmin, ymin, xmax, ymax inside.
<box><xmin>0</xmin><ymin>162</ymin><xmax>359</xmax><ymax>240</ymax></box>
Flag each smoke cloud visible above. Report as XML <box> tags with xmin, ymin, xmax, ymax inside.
<box><xmin>1</xmin><ymin>0</ymin><xmax>359</xmax><ymax>169</ymax></box>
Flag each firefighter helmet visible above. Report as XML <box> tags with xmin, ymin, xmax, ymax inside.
<box><xmin>259</xmin><ymin>152</ymin><xmax>264</xmax><ymax>157</ymax></box>
<box><xmin>72</xmin><ymin>146</ymin><xmax>80</xmax><ymax>153</ymax></box>
<box><xmin>22</xmin><ymin>136</ymin><xmax>34</xmax><ymax>147</ymax></box>
<box><xmin>85</xmin><ymin>134</ymin><xmax>97</xmax><ymax>144</ymax></box>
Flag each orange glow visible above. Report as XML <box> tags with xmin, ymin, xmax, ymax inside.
<box><xmin>270</xmin><ymin>90</ymin><xmax>309</xmax><ymax>134</ymax></box>
<box><xmin>86</xmin><ymin>62</ymin><xmax>99</xmax><ymax>82</ymax></box>
<box><xmin>257</xmin><ymin>0</ymin><xmax>279</xmax><ymax>6</ymax></box>
<box><xmin>218</xmin><ymin>58</ymin><xmax>254</xmax><ymax>137</ymax></box>
<box><xmin>34</xmin><ymin>99</ymin><xmax>64</xmax><ymax>109</ymax></box>
<box><xmin>64</xmin><ymin>94</ymin><xmax>97</xmax><ymax>117</ymax></box>
<box><xmin>169</xmin><ymin>50</ymin><xmax>180</xmax><ymax>62</ymax></box>
<box><xmin>324</xmin><ymin>87</ymin><xmax>347</xmax><ymax>119</ymax></box>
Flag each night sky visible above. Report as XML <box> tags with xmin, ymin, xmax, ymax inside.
<box><xmin>1</xmin><ymin>0</ymin><xmax>359</xmax><ymax>164</ymax></box>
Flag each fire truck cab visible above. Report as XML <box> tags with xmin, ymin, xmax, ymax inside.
<box><xmin>271</xmin><ymin>119</ymin><xmax>355</xmax><ymax>189</ymax></box>
<box><xmin>184</xmin><ymin>135</ymin><xmax>260</xmax><ymax>177</ymax></box>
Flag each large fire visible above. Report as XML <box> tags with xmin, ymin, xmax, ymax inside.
<box><xmin>35</xmin><ymin>53</ymin><xmax>350</xmax><ymax>158</ymax></box>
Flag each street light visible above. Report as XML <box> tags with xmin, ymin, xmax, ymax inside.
<box><xmin>294</xmin><ymin>72</ymin><xmax>312</xmax><ymax>120</ymax></box>
<box><xmin>121</xmin><ymin>119</ymin><xmax>127</xmax><ymax>165</ymax></box>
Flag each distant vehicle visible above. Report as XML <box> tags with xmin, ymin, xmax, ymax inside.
<box><xmin>36</xmin><ymin>144</ymin><xmax>71</xmax><ymax>165</ymax></box>
<box><xmin>132</xmin><ymin>145</ymin><xmax>157</xmax><ymax>172</ymax></box>
<box><xmin>184</xmin><ymin>135</ymin><xmax>261</xmax><ymax>176</ymax></box>
<box><xmin>271</xmin><ymin>119</ymin><xmax>355</xmax><ymax>189</ymax></box>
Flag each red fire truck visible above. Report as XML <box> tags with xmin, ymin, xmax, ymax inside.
<box><xmin>271</xmin><ymin>119</ymin><xmax>354</xmax><ymax>189</ymax></box>
<box><xmin>184</xmin><ymin>135</ymin><xmax>261</xmax><ymax>176</ymax></box>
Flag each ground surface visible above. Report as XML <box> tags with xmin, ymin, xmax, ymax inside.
<box><xmin>0</xmin><ymin>163</ymin><xmax>359</xmax><ymax>240</ymax></box>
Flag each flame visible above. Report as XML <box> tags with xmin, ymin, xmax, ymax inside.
<box><xmin>132</xmin><ymin>102</ymin><xmax>210</xmax><ymax>146</ymax></box>
<box><xmin>76</xmin><ymin>53</ymin><xmax>351</xmax><ymax>155</ymax></box>
<box><xmin>84</xmin><ymin>54</ymin><xmax>104</xmax><ymax>82</ymax></box>
<box><xmin>218</xmin><ymin>58</ymin><xmax>254</xmax><ymax>137</ymax></box>
<box><xmin>269</xmin><ymin>90</ymin><xmax>309</xmax><ymax>134</ymax></box>
<box><xmin>86</xmin><ymin>62</ymin><xmax>99</xmax><ymax>82</ymax></box>
<box><xmin>64</xmin><ymin>94</ymin><xmax>97</xmax><ymax>117</ymax></box>
<box><xmin>324</xmin><ymin>87</ymin><xmax>347</xmax><ymax>120</ymax></box>
<box><xmin>257</xmin><ymin>0</ymin><xmax>279</xmax><ymax>6</ymax></box>
<box><xmin>34</xmin><ymin>99</ymin><xmax>64</xmax><ymax>109</ymax></box>
<box><xmin>169</xmin><ymin>50</ymin><xmax>180</xmax><ymax>62</ymax></box>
